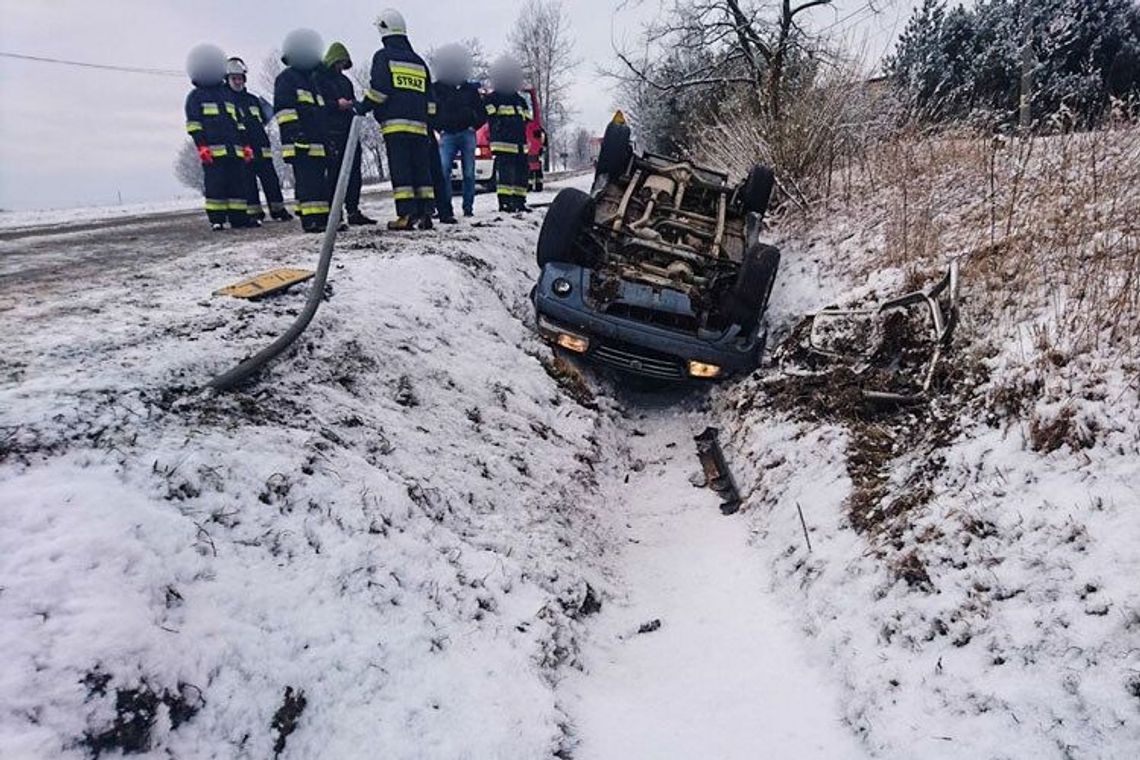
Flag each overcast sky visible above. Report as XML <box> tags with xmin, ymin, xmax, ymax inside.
<box><xmin>0</xmin><ymin>0</ymin><xmax>916</xmax><ymax>211</ymax></box>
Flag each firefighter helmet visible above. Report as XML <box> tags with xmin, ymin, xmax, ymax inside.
<box><xmin>225</xmin><ymin>57</ymin><xmax>248</xmax><ymax>76</ymax></box>
<box><xmin>489</xmin><ymin>55</ymin><xmax>524</xmax><ymax>93</ymax></box>
<box><xmin>375</xmin><ymin>9</ymin><xmax>408</xmax><ymax>38</ymax></box>
<box><xmin>186</xmin><ymin>43</ymin><xmax>227</xmax><ymax>84</ymax></box>
<box><xmin>282</xmin><ymin>28</ymin><xmax>324</xmax><ymax>70</ymax></box>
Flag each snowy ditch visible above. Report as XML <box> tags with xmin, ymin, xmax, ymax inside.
<box><xmin>3</xmin><ymin>173</ymin><xmax>1139</xmax><ymax>759</ymax></box>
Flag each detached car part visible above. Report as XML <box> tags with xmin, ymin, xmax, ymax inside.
<box><xmin>802</xmin><ymin>259</ymin><xmax>961</xmax><ymax>403</ymax></box>
<box><xmin>694</xmin><ymin>427</ymin><xmax>742</xmax><ymax>515</ymax></box>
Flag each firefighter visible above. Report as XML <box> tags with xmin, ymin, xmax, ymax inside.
<box><xmin>361</xmin><ymin>9</ymin><xmax>437</xmax><ymax>230</ymax></box>
<box><xmin>315</xmin><ymin>42</ymin><xmax>376</xmax><ymax>226</ymax></box>
<box><xmin>432</xmin><ymin>43</ymin><xmax>485</xmax><ymax>220</ymax></box>
<box><xmin>226</xmin><ymin>57</ymin><xmax>292</xmax><ymax>222</ymax></box>
<box><xmin>184</xmin><ymin>44</ymin><xmax>256</xmax><ymax>230</ymax></box>
<box><xmin>275</xmin><ymin>28</ymin><xmax>331</xmax><ymax>233</ymax></box>
<box><xmin>485</xmin><ymin>56</ymin><xmax>531</xmax><ymax>213</ymax></box>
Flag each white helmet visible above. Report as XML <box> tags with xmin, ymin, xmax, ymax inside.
<box><xmin>375</xmin><ymin>9</ymin><xmax>407</xmax><ymax>38</ymax></box>
<box><xmin>282</xmin><ymin>28</ymin><xmax>324</xmax><ymax>70</ymax></box>
<box><xmin>186</xmin><ymin>43</ymin><xmax>226</xmax><ymax>84</ymax></box>
<box><xmin>431</xmin><ymin>43</ymin><xmax>472</xmax><ymax>86</ymax></box>
<box><xmin>225</xmin><ymin>57</ymin><xmax>248</xmax><ymax>76</ymax></box>
<box><xmin>489</xmin><ymin>55</ymin><xmax>524</xmax><ymax>93</ymax></box>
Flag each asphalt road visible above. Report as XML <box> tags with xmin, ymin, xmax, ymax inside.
<box><xmin>0</xmin><ymin>187</ymin><xmax>396</xmax><ymax>297</ymax></box>
<box><xmin>0</xmin><ymin>171</ymin><xmax>588</xmax><ymax>303</ymax></box>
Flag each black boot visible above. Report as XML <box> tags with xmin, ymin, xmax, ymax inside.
<box><xmin>347</xmin><ymin>209</ymin><xmax>377</xmax><ymax>226</ymax></box>
<box><xmin>417</xmin><ymin>215</ymin><xmax>434</xmax><ymax>230</ymax></box>
<box><xmin>271</xmin><ymin>208</ymin><xmax>294</xmax><ymax>221</ymax></box>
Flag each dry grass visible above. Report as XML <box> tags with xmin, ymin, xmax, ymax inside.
<box><xmin>826</xmin><ymin>120</ymin><xmax>1140</xmax><ymax>361</ymax></box>
<box><xmin>691</xmin><ymin>66</ymin><xmax>896</xmax><ymax>208</ymax></box>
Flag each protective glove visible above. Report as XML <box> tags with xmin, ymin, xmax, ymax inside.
<box><xmin>352</xmin><ymin>100</ymin><xmax>371</xmax><ymax>116</ymax></box>
<box><xmin>242</xmin><ymin>145</ymin><xmax>254</xmax><ymax>163</ymax></box>
<box><xmin>198</xmin><ymin>145</ymin><xmax>213</xmax><ymax>165</ymax></box>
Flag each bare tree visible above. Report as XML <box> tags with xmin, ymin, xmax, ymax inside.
<box><xmin>572</xmin><ymin>126</ymin><xmax>596</xmax><ymax>168</ymax></box>
<box><xmin>461</xmin><ymin>37</ymin><xmax>490</xmax><ymax>82</ymax></box>
<box><xmin>256</xmin><ymin>50</ymin><xmax>284</xmax><ymax>97</ymax></box>
<box><xmin>351</xmin><ymin>67</ymin><xmax>387</xmax><ymax>182</ymax></box>
<box><xmin>173</xmin><ymin>140</ymin><xmax>204</xmax><ymax>191</ymax></box>
<box><xmin>508</xmin><ymin>0</ymin><xmax>581</xmax><ymax>169</ymax></box>
<box><xmin>610</xmin><ymin>0</ymin><xmax>847</xmax><ymax>120</ymax></box>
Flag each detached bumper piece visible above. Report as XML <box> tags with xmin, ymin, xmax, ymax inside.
<box><xmin>694</xmin><ymin>427</ymin><xmax>742</xmax><ymax>515</ymax></box>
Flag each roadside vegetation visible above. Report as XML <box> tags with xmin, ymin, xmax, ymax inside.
<box><xmin>613</xmin><ymin>0</ymin><xmax>1140</xmax><ymax>754</ymax></box>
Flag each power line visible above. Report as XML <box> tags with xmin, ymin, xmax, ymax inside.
<box><xmin>0</xmin><ymin>51</ymin><xmax>182</xmax><ymax>77</ymax></box>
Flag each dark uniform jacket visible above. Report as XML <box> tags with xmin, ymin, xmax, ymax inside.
<box><xmin>184</xmin><ymin>81</ymin><xmax>247</xmax><ymax>159</ymax></box>
<box><xmin>230</xmin><ymin>89</ymin><xmax>273</xmax><ymax>158</ymax></box>
<box><xmin>274</xmin><ymin>66</ymin><xmax>328</xmax><ymax>162</ymax></box>
<box><xmin>483</xmin><ymin>90</ymin><xmax>531</xmax><ymax>154</ymax></box>
<box><xmin>364</xmin><ymin>35</ymin><xmax>436</xmax><ymax>136</ymax></box>
<box><xmin>433</xmin><ymin>81</ymin><xmax>486</xmax><ymax>134</ymax></box>
<box><xmin>314</xmin><ymin>66</ymin><xmax>355</xmax><ymax>139</ymax></box>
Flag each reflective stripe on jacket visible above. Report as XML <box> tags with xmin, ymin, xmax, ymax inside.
<box><xmin>365</xmin><ymin>34</ymin><xmax>435</xmax><ymax>129</ymax></box>
<box><xmin>484</xmin><ymin>90</ymin><xmax>530</xmax><ymax>154</ymax></box>
<box><xmin>274</xmin><ymin>66</ymin><xmax>328</xmax><ymax>162</ymax></box>
<box><xmin>231</xmin><ymin>89</ymin><xmax>272</xmax><ymax>148</ymax></box>
<box><xmin>184</xmin><ymin>83</ymin><xmax>245</xmax><ymax>152</ymax></box>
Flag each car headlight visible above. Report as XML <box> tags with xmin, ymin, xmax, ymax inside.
<box><xmin>552</xmin><ymin>277</ymin><xmax>572</xmax><ymax>297</ymax></box>
<box><xmin>556</xmin><ymin>333</ymin><xmax>590</xmax><ymax>353</ymax></box>
<box><xmin>687</xmin><ymin>360</ymin><xmax>722</xmax><ymax>379</ymax></box>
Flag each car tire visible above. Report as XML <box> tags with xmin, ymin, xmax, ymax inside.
<box><xmin>739</xmin><ymin>164</ymin><xmax>775</xmax><ymax>218</ymax></box>
<box><xmin>595</xmin><ymin>121</ymin><xmax>632</xmax><ymax>180</ymax></box>
<box><xmin>728</xmin><ymin>243</ymin><xmax>780</xmax><ymax>329</ymax></box>
<box><xmin>537</xmin><ymin>188</ymin><xmax>595</xmax><ymax>268</ymax></box>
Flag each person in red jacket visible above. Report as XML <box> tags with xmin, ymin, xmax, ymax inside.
<box><xmin>184</xmin><ymin>44</ymin><xmax>257</xmax><ymax>230</ymax></box>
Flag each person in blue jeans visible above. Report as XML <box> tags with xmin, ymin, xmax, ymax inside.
<box><xmin>431</xmin><ymin>44</ymin><xmax>486</xmax><ymax>218</ymax></box>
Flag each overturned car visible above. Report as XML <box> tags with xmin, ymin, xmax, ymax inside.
<box><xmin>532</xmin><ymin>119</ymin><xmax>780</xmax><ymax>381</ymax></box>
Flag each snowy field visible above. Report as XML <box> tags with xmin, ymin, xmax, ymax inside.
<box><xmin>2</xmin><ymin>160</ymin><xmax>1138</xmax><ymax>760</ymax></box>
<box><xmin>0</xmin><ymin>198</ymin><xmax>202</xmax><ymax>232</ymax></box>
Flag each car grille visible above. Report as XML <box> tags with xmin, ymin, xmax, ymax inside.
<box><xmin>605</xmin><ymin>303</ymin><xmax>699</xmax><ymax>333</ymax></box>
<box><xmin>591</xmin><ymin>340</ymin><xmax>685</xmax><ymax>379</ymax></box>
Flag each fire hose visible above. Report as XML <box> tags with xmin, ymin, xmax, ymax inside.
<box><xmin>208</xmin><ymin>115</ymin><xmax>365</xmax><ymax>392</ymax></box>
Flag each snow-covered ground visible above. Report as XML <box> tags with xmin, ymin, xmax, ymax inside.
<box><xmin>3</xmin><ymin>146</ymin><xmax>1138</xmax><ymax>760</ymax></box>
<box><xmin>565</xmin><ymin>407</ymin><xmax>865</xmax><ymax>759</ymax></box>
<box><xmin>1</xmin><ymin>179</ymin><xmax>611</xmax><ymax>757</ymax></box>
<box><xmin>0</xmin><ymin>198</ymin><xmax>201</xmax><ymax>231</ymax></box>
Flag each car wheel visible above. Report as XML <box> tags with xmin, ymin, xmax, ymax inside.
<box><xmin>537</xmin><ymin>188</ymin><xmax>595</xmax><ymax>268</ymax></box>
<box><xmin>728</xmin><ymin>243</ymin><xmax>780</xmax><ymax>330</ymax></box>
<box><xmin>739</xmin><ymin>164</ymin><xmax>775</xmax><ymax>219</ymax></box>
<box><xmin>595</xmin><ymin>121</ymin><xmax>632</xmax><ymax>180</ymax></box>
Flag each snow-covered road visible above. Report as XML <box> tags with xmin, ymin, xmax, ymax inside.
<box><xmin>569</xmin><ymin>407</ymin><xmax>866</xmax><ymax>759</ymax></box>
